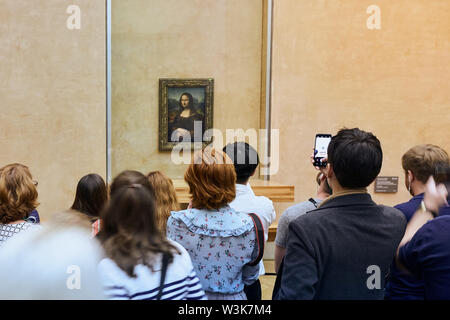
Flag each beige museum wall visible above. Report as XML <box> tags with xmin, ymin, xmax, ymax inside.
<box><xmin>111</xmin><ymin>0</ymin><xmax>263</xmax><ymax>179</ymax></box>
<box><xmin>270</xmin><ymin>0</ymin><xmax>450</xmax><ymax>220</ymax></box>
<box><xmin>0</xmin><ymin>0</ymin><xmax>106</xmax><ymax>221</ymax></box>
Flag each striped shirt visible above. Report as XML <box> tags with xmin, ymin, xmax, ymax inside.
<box><xmin>98</xmin><ymin>240</ymin><xmax>206</xmax><ymax>300</ymax></box>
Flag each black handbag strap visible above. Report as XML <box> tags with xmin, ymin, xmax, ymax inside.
<box><xmin>156</xmin><ymin>252</ymin><xmax>169</xmax><ymax>300</ymax></box>
<box><xmin>308</xmin><ymin>198</ymin><xmax>318</xmax><ymax>208</ymax></box>
<box><xmin>246</xmin><ymin>213</ymin><xmax>265</xmax><ymax>267</ymax></box>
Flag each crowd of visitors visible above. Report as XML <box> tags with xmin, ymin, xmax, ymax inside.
<box><xmin>0</xmin><ymin>129</ymin><xmax>449</xmax><ymax>300</ymax></box>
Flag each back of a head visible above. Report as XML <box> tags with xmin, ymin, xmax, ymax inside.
<box><xmin>185</xmin><ymin>148</ymin><xmax>236</xmax><ymax>210</ymax></box>
<box><xmin>109</xmin><ymin>170</ymin><xmax>155</xmax><ymax>198</ymax></box>
<box><xmin>71</xmin><ymin>173</ymin><xmax>107</xmax><ymax>219</ymax></box>
<box><xmin>147</xmin><ymin>171</ymin><xmax>180</xmax><ymax>232</ymax></box>
<box><xmin>147</xmin><ymin>171</ymin><xmax>178</xmax><ymax>204</ymax></box>
<box><xmin>101</xmin><ymin>184</ymin><xmax>158</xmax><ymax>239</ymax></box>
<box><xmin>0</xmin><ymin>163</ymin><xmax>38</xmax><ymax>224</ymax></box>
<box><xmin>401</xmin><ymin>144</ymin><xmax>450</xmax><ymax>184</ymax></box>
<box><xmin>223</xmin><ymin>142</ymin><xmax>259</xmax><ymax>184</ymax></box>
<box><xmin>102</xmin><ymin>170</ymin><xmax>158</xmax><ymax>239</ymax></box>
<box><xmin>327</xmin><ymin>128</ymin><xmax>383</xmax><ymax>188</ymax></box>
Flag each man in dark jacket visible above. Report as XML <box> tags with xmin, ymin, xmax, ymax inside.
<box><xmin>275</xmin><ymin>128</ymin><xmax>406</xmax><ymax>300</ymax></box>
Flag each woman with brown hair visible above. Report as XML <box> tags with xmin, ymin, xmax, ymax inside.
<box><xmin>71</xmin><ymin>173</ymin><xmax>108</xmax><ymax>237</ymax></box>
<box><xmin>97</xmin><ymin>170</ymin><xmax>205</xmax><ymax>300</ymax></box>
<box><xmin>146</xmin><ymin>171</ymin><xmax>180</xmax><ymax>233</ymax></box>
<box><xmin>0</xmin><ymin>163</ymin><xmax>39</xmax><ymax>244</ymax></box>
<box><xmin>167</xmin><ymin>148</ymin><xmax>259</xmax><ymax>300</ymax></box>
<box><xmin>169</xmin><ymin>92</ymin><xmax>204</xmax><ymax>142</ymax></box>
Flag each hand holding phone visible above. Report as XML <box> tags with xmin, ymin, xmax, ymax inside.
<box><xmin>313</xmin><ymin>134</ymin><xmax>332</xmax><ymax>168</ymax></box>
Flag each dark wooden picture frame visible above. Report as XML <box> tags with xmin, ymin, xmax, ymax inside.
<box><xmin>159</xmin><ymin>78</ymin><xmax>214</xmax><ymax>151</ymax></box>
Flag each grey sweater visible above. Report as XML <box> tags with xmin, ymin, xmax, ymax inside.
<box><xmin>276</xmin><ymin>193</ymin><xmax>406</xmax><ymax>300</ymax></box>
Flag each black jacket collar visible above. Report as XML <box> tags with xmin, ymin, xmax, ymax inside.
<box><xmin>316</xmin><ymin>193</ymin><xmax>376</xmax><ymax>210</ymax></box>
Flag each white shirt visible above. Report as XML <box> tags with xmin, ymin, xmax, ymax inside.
<box><xmin>229</xmin><ymin>183</ymin><xmax>276</xmax><ymax>276</ymax></box>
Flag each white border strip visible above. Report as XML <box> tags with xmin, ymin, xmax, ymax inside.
<box><xmin>106</xmin><ymin>0</ymin><xmax>112</xmax><ymax>183</ymax></box>
<box><xmin>264</xmin><ymin>0</ymin><xmax>273</xmax><ymax>180</ymax></box>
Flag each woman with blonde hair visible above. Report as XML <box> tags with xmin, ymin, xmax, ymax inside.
<box><xmin>146</xmin><ymin>171</ymin><xmax>180</xmax><ymax>233</ymax></box>
<box><xmin>167</xmin><ymin>148</ymin><xmax>259</xmax><ymax>300</ymax></box>
<box><xmin>0</xmin><ymin>163</ymin><xmax>39</xmax><ymax>244</ymax></box>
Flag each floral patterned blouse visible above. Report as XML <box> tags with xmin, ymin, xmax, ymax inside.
<box><xmin>166</xmin><ymin>205</ymin><xmax>259</xmax><ymax>294</ymax></box>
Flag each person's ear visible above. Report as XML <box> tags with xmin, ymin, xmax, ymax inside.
<box><xmin>407</xmin><ymin>170</ymin><xmax>414</xmax><ymax>185</ymax></box>
<box><xmin>322</xmin><ymin>163</ymin><xmax>333</xmax><ymax>181</ymax></box>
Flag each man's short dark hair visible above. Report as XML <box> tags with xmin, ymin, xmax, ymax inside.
<box><xmin>223</xmin><ymin>142</ymin><xmax>259</xmax><ymax>184</ymax></box>
<box><xmin>327</xmin><ymin>128</ymin><xmax>382</xmax><ymax>188</ymax></box>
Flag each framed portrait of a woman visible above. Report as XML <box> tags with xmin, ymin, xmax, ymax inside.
<box><xmin>159</xmin><ymin>78</ymin><xmax>214</xmax><ymax>151</ymax></box>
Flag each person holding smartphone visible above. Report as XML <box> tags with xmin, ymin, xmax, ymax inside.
<box><xmin>274</xmin><ymin>128</ymin><xmax>406</xmax><ymax>300</ymax></box>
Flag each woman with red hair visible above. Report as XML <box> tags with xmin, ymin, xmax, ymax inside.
<box><xmin>167</xmin><ymin>148</ymin><xmax>259</xmax><ymax>300</ymax></box>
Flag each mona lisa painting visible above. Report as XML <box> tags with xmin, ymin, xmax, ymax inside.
<box><xmin>159</xmin><ymin>78</ymin><xmax>214</xmax><ymax>151</ymax></box>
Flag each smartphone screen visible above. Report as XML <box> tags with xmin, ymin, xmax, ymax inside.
<box><xmin>314</xmin><ymin>134</ymin><xmax>332</xmax><ymax>167</ymax></box>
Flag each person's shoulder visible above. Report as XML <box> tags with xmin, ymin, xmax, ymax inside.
<box><xmin>232</xmin><ymin>189</ymin><xmax>274</xmax><ymax>217</ymax></box>
<box><xmin>229</xmin><ymin>209</ymin><xmax>255</xmax><ymax>229</ymax></box>
<box><xmin>168</xmin><ymin>238</ymin><xmax>189</xmax><ymax>257</ymax></box>
<box><xmin>379</xmin><ymin>205</ymin><xmax>407</xmax><ymax>222</ymax></box>
<box><xmin>288</xmin><ymin>205</ymin><xmax>327</xmax><ymax>230</ymax></box>
<box><xmin>280</xmin><ymin>200</ymin><xmax>316</xmax><ymax>223</ymax></box>
<box><xmin>167</xmin><ymin>239</ymin><xmax>195</xmax><ymax>268</ymax></box>
<box><xmin>252</xmin><ymin>195</ymin><xmax>274</xmax><ymax>211</ymax></box>
<box><xmin>423</xmin><ymin>215</ymin><xmax>450</xmax><ymax>231</ymax></box>
<box><xmin>394</xmin><ymin>194</ymin><xmax>423</xmax><ymax>211</ymax></box>
<box><xmin>168</xmin><ymin>208</ymin><xmax>195</xmax><ymax>223</ymax></box>
<box><xmin>289</xmin><ymin>198</ymin><xmax>366</xmax><ymax>230</ymax></box>
<box><xmin>435</xmin><ymin>214</ymin><xmax>450</xmax><ymax>222</ymax></box>
<box><xmin>25</xmin><ymin>221</ymin><xmax>42</xmax><ymax>230</ymax></box>
<box><xmin>98</xmin><ymin>257</ymin><xmax>119</xmax><ymax>272</ymax></box>
<box><xmin>394</xmin><ymin>200</ymin><xmax>410</xmax><ymax>211</ymax></box>
<box><xmin>410</xmin><ymin>216</ymin><xmax>450</xmax><ymax>246</ymax></box>
<box><xmin>237</xmin><ymin>185</ymin><xmax>272</xmax><ymax>208</ymax></box>
<box><xmin>226</xmin><ymin>205</ymin><xmax>252</xmax><ymax>217</ymax></box>
<box><xmin>254</xmin><ymin>194</ymin><xmax>273</xmax><ymax>204</ymax></box>
<box><xmin>169</xmin><ymin>208</ymin><xmax>186</xmax><ymax>217</ymax></box>
<box><xmin>438</xmin><ymin>205</ymin><xmax>450</xmax><ymax>216</ymax></box>
<box><xmin>285</xmin><ymin>200</ymin><xmax>317</xmax><ymax>215</ymax></box>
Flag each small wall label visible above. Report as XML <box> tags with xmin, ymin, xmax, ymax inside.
<box><xmin>374</xmin><ymin>176</ymin><xmax>398</xmax><ymax>193</ymax></box>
